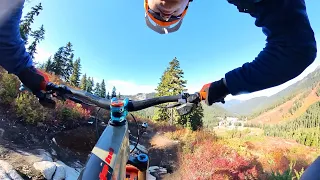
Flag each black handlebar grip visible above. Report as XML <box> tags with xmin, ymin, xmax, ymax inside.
<box><xmin>68</xmin><ymin>88</ymin><xmax>111</xmax><ymax>109</ymax></box>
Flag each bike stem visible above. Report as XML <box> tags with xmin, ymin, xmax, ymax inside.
<box><xmin>109</xmin><ymin>97</ymin><xmax>129</xmax><ymax>126</ymax></box>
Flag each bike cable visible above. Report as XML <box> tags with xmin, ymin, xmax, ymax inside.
<box><xmin>95</xmin><ymin>107</ymin><xmax>102</xmax><ymax>140</ymax></box>
<box><xmin>130</xmin><ymin>113</ymin><xmax>140</xmax><ymax>154</ymax></box>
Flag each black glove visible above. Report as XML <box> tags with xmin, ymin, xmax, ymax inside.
<box><xmin>200</xmin><ymin>78</ymin><xmax>230</xmax><ymax>105</ymax></box>
<box><xmin>17</xmin><ymin>66</ymin><xmax>56</xmax><ymax>108</ymax></box>
<box><xmin>16</xmin><ymin>66</ymin><xmax>47</xmax><ymax>94</ymax></box>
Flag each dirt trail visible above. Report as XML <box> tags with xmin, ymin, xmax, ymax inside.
<box><xmin>150</xmin><ymin>134</ymin><xmax>179</xmax><ymax>149</ymax></box>
<box><xmin>143</xmin><ymin>132</ymin><xmax>180</xmax><ymax>179</ymax></box>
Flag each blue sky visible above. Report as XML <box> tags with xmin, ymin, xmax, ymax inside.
<box><xmin>23</xmin><ymin>0</ymin><xmax>320</xmax><ymax>100</ymax></box>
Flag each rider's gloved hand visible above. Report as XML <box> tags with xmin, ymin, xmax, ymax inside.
<box><xmin>200</xmin><ymin>78</ymin><xmax>230</xmax><ymax>105</ymax></box>
<box><xmin>17</xmin><ymin>66</ymin><xmax>56</xmax><ymax>108</ymax></box>
<box><xmin>16</xmin><ymin>66</ymin><xmax>48</xmax><ymax>95</ymax></box>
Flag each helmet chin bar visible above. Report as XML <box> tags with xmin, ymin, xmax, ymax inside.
<box><xmin>145</xmin><ymin>13</ymin><xmax>183</xmax><ymax>34</ymax></box>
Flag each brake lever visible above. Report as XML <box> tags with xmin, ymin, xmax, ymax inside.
<box><xmin>33</xmin><ymin>92</ymin><xmax>56</xmax><ymax>109</ymax></box>
<box><xmin>164</xmin><ymin>93</ymin><xmax>188</xmax><ymax>108</ymax></box>
<box><xmin>19</xmin><ymin>83</ymin><xmax>56</xmax><ymax>109</ymax></box>
<box><xmin>53</xmin><ymin>91</ymin><xmax>66</xmax><ymax>101</ymax></box>
<box><xmin>48</xmin><ymin>85</ymin><xmax>94</xmax><ymax>107</ymax></box>
<box><xmin>187</xmin><ymin>93</ymin><xmax>201</xmax><ymax>104</ymax></box>
<box><xmin>166</xmin><ymin>103</ymin><xmax>181</xmax><ymax>108</ymax></box>
<box><xmin>174</xmin><ymin>92</ymin><xmax>201</xmax><ymax>116</ymax></box>
<box><xmin>176</xmin><ymin>103</ymin><xmax>195</xmax><ymax>116</ymax></box>
<box><xmin>38</xmin><ymin>95</ymin><xmax>56</xmax><ymax>109</ymax></box>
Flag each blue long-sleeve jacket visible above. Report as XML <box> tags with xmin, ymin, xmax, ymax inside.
<box><xmin>225</xmin><ymin>0</ymin><xmax>317</xmax><ymax>95</ymax></box>
<box><xmin>0</xmin><ymin>0</ymin><xmax>33</xmax><ymax>75</ymax></box>
<box><xmin>0</xmin><ymin>0</ymin><xmax>317</xmax><ymax>95</ymax></box>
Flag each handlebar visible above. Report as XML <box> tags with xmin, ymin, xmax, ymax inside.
<box><xmin>44</xmin><ymin>82</ymin><xmax>201</xmax><ymax>112</ymax></box>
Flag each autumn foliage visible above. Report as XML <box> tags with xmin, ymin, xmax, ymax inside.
<box><xmin>178</xmin><ymin>140</ymin><xmax>260</xmax><ymax>180</ymax></box>
<box><xmin>0</xmin><ymin>67</ymin><xmax>92</xmax><ymax>126</ymax></box>
<box><xmin>55</xmin><ymin>99</ymin><xmax>91</xmax><ymax>122</ymax></box>
<box><xmin>169</xmin><ymin>130</ymin><xmax>262</xmax><ymax>179</ymax></box>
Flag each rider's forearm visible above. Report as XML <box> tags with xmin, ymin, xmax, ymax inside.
<box><xmin>224</xmin><ymin>0</ymin><xmax>317</xmax><ymax>95</ymax></box>
<box><xmin>224</xmin><ymin>43</ymin><xmax>316</xmax><ymax>95</ymax></box>
<box><xmin>0</xmin><ymin>0</ymin><xmax>33</xmax><ymax>75</ymax></box>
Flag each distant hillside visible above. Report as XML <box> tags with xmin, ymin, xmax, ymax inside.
<box><xmin>125</xmin><ymin>92</ymin><xmax>156</xmax><ymax>100</ymax></box>
<box><xmin>242</xmin><ymin>65</ymin><xmax>320</xmax><ymax>125</ymax></box>
<box><xmin>202</xmin><ymin>102</ymin><xmax>234</xmax><ymax>117</ymax></box>
<box><xmin>221</xmin><ymin>66</ymin><xmax>320</xmax><ymax>116</ymax></box>
<box><xmin>220</xmin><ymin>97</ymin><xmax>268</xmax><ymax>116</ymax></box>
<box><xmin>220</xmin><ymin>99</ymin><xmax>243</xmax><ymax>109</ymax></box>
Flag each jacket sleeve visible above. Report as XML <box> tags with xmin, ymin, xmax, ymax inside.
<box><xmin>300</xmin><ymin>156</ymin><xmax>320</xmax><ymax>180</ymax></box>
<box><xmin>224</xmin><ymin>0</ymin><xmax>317</xmax><ymax>95</ymax></box>
<box><xmin>0</xmin><ymin>0</ymin><xmax>33</xmax><ymax>75</ymax></box>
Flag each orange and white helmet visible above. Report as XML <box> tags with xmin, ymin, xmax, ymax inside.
<box><xmin>144</xmin><ymin>0</ymin><xmax>192</xmax><ymax>34</ymax></box>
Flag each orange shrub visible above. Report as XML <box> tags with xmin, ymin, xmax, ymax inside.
<box><xmin>39</xmin><ymin>71</ymin><xmax>92</xmax><ymax>122</ymax></box>
<box><xmin>55</xmin><ymin>100</ymin><xmax>91</xmax><ymax>122</ymax></box>
<box><xmin>269</xmin><ymin>149</ymin><xmax>290</xmax><ymax>174</ymax></box>
<box><xmin>178</xmin><ymin>140</ymin><xmax>261</xmax><ymax>180</ymax></box>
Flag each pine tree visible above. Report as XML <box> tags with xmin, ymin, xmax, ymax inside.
<box><xmin>153</xmin><ymin>57</ymin><xmax>187</xmax><ymax>122</ymax></box>
<box><xmin>51</xmin><ymin>47</ymin><xmax>65</xmax><ymax>76</ymax></box>
<box><xmin>91</xmin><ymin>78</ymin><xmax>94</xmax><ymax>90</ymax></box>
<box><xmin>80</xmin><ymin>74</ymin><xmax>87</xmax><ymax>91</ymax></box>
<box><xmin>63</xmin><ymin>42</ymin><xmax>74</xmax><ymax>82</ymax></box>
<box><xmin>107</xmin><ymin>92</ymin><xmax>110</xmax><ymax>99</ymax></box>
<box><xmin>44</xmin><ymin>56</ymin><xmax>54</xmax><ymax>72</ymax></box>
<box><xmin>37</xmin><ymin>62</ymin><xmax>45</xmax><ymax>70</ymax></box>
<box><xmin>152</xmin><ymin>57</ymin><xmax>203</xmax><ymax>129</ymax></box>
<box><xmin>94</xmin><ymin>83</ymin><xmax>101</xmax><ymax>96</ymax></box>
<box><xmin>51</xmin><ymin>42</ymin><xmax>74</xmax><ymax>80</ymax></box>
<box><xmin>111</xmin><ymin>86</ymin><xmax>117</xmax><ymax>98</ymax></box>
<box><xmin>20</xmin><ymin>3</ymin><xmax>43</xmax><ymax>43</ymax></box>
<box><xmin>100</xmin><ymin>79</ymin><xmax>106</xmax><ymax>98</ymax></box>
<box><xmin>70</xmin><ymin>58</ymin><xmax>81</xmax><ymax>87</ymax></box>
<box><xmin>27</xmin><ymin>25</ymin><xmax>45</xmax><ymax>59</ymax></box>
<box><xmin>184</xmin><ymin>103</ymin><xmax>204</xmax><ymax>130</ymax></box>
<box><xmin>86</xmin><ymin>77</ymin><xmax>94</xmax><ymax>93</ymax></box>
